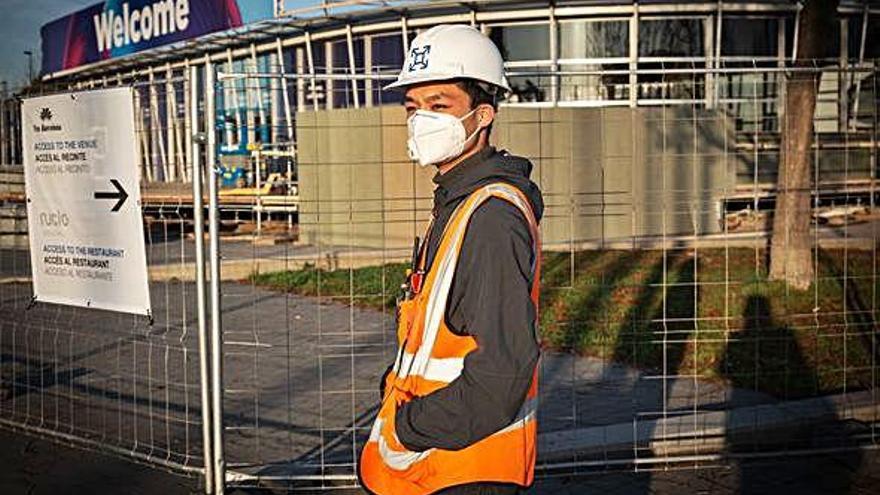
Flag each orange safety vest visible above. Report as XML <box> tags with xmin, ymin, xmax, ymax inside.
<box><xmin>359</xmin><ymin>182</ymin><xmax>541</xmax><ymax>495</ymax></box>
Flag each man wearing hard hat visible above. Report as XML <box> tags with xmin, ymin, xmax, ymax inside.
<box><xmin>359</xmin><ymin>24</ymin><xmax>543</xmax><ymax>495</ymax></box>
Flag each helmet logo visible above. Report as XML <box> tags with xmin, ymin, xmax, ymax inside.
<box><xmin>407</xmin><ymin>45</ymin><xmax>431</xmax><ymax>72</ymax></box>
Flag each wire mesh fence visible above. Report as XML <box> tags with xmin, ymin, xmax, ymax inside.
<box><xmin>210</xmin><ymin>61</ymin><xmax>880</xmax><ymax>491</ymax></box>
<box><xmin>0</xmin><ymin>74</ymin><xmax>209</xmax><ymax>476</ymax></box>
<box><xmin>1</xmin><ymin>59</ymin><xmax>879</xmax><ymax>493</ymax></box>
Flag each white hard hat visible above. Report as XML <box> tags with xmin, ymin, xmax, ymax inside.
<box><xmin>384</xmin><ymin>24</ymin><xmax>510</xmax><ymax>93</ymax></box>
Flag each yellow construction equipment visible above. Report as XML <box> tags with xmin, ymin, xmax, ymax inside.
<box><xmin>219</xmin><ymin>172</ymin><xmax>286</xmax><ymax>197</ymax></box>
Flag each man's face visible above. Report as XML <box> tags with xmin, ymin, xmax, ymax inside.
<box><xmin>403</xmin><ymin>81</ymin><xmax>483</xmax><ymax>138</ymax></box>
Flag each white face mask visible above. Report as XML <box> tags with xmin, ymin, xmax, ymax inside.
<box><xmin>406</xmin><ymin>108</ymin><xmax>482</xmax><ymax>167</ymax></box>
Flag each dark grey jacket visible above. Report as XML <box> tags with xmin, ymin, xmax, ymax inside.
<box><xmin>394</xmin><ymin>146</ymin><xmax>544</xmax><ymax>452</ymax></box>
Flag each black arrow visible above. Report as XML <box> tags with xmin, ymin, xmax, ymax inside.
<box><xmin>94</xmin><ymin>179</ymin><xmax>129</xmax><ymax>212</ymax></box>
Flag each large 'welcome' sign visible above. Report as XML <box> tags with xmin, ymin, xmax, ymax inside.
<box><xmin>40</xmin><ymin>0</ymin><xmax>272</xmax><ymax>75</ymax></box>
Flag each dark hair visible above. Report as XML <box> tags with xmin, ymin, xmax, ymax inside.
<box><xmin>455</xmin><ymin>78</ymin><xmax>501</xmax><ymax>136</ymax></box>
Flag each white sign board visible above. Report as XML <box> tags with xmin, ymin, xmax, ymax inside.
<box><xmin>22</xmin><ymin>87</ymin><xmax>151</xmax><ymax>317</ymax></box>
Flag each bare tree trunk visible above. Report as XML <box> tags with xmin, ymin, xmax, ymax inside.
<box><xmin>769</xmin><ymin>74</ymin><xmax>818</xmax><ymax>290</ymax></box>
<box><xmin>768</xmin><ymin>0</ymin><xmax>838</xmax><ymax>290</ymax></box>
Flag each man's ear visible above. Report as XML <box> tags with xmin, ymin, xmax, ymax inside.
<box><xmin>476</xmin><ymin>104</ymin><xmax>496</xmax><ymax>129</ymax></box>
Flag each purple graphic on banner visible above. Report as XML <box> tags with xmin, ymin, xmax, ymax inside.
<box><xmin>41</xmin><ymin>0</ymin><xmax>272</xmax><ymax>74</ymax></box>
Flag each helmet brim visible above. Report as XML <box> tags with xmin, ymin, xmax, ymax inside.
<box><xmin>383</xmin><ymin>75</ymin><xmax>511</xmax><ymax>93</ymax></box>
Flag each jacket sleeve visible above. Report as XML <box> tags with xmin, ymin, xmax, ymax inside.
<box><xmin>394</xmin><ymin>198</ymin><xmax>539</xmax><ymax>451</ymax></box>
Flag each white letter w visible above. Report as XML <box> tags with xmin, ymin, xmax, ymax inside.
<box><xmin>93</xmin><ymin>10</ymin><xmax>113</xmax><ymax>53</ymax></box>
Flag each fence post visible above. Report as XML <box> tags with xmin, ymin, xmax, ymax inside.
<box><xmin>205</xmin><ymin>60</ymin><xmax>227</xmax><ymax>495</ymax></box>
<box><xmin>1</xmin><ymin>83</ymin><xmax>8</xmax><ymax>165</ymax></box>
<box><xmin>190</xmin><ymin>64</ymin><xmax>215</xmax><ymax>495</ymax></box>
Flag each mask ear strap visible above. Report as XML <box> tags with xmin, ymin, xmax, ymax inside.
<box><xmin>471</xmin><ymin>106</ymin><xmax>489</xmax><ymax>130</ymax></box>
<box><xmin>463</xmin><ymin>114</ymin><xmax>484</xmax><ymax>145</ymax></box>
<box><xmin>459</xmin><ymin>106</ymin><xmax>485</xmax><ymax>132</ymax></box>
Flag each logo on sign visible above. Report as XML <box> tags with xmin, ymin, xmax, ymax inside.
<box><xmin>39</xmin><ymin>209</ymin><xmax>70</xmax><ymax>228</ymax></box>
<box><xmin>408</xmin><ymin>45</ymin><xmax>431</xmax><ymax>72</ymax></box>
<box><xmin>33</xmin><ymin>107</ymin><xmax>61</xmax><ymax>132</ymax></box>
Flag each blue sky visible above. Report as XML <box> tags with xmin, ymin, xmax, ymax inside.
<box><xmin>0</xmin><ymin>0</ymin><xmax>96</xmax><ymax>88</ymax></box>
<box><xmin>0</xmin><ymin>0</ymin><xmax>318</xmax><ymax>89</ymax></box>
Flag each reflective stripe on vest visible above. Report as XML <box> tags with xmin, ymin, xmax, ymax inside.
<box><xmin>360</xmin><ymin>182</ymin><xmax>541</xmax><ymax>495</ymax></box>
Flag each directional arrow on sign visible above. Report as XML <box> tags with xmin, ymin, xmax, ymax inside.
<box><xmin>94</xmin><ymin>179</ymin><xmax>129</xmax><ymax>212</ymax></box>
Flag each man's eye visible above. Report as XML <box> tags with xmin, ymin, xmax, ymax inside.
<box><xmin>431</xmin><ymin>104</ymin><xmax>447</xmax><ymax>111</ymax></box>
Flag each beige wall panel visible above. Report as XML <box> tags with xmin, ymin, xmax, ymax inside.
<box><xmin>298</xmin><ymin>105</ymin><xmax>735</xmax><ymax>251</ymax></box>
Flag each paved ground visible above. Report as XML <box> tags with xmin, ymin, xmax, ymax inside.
<box><xmin>1</xmin><ymin>277</ymin><xmax>788</xmax><ymax>477</ymax></box>
<box><xmin>3</xmin><ymin>427</ymin><xmax>880</xmax><ymax>494</ymax></box>
<box><xmin>0</xmin><ymin>428</ymin><xmax>199</xmax><ymax>495</ymax></box>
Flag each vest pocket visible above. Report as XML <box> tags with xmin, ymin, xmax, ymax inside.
<box><xmin>378</xmin><ymin>400</ymin><xmax>432</xmax><ymax>482</ymax></box>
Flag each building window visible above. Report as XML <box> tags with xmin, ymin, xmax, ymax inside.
<box><xmin>721</xmin><ymin>18</ymin><xmax>778</xmax><ymax>57</ymax></box>
<box><xmin>488</xmin><ymin>23</ymin><xmax>550</xmax><ymax>62</ymax></box>
<box><xmin>639</xmin><ymin>18</ymin><xmax>705</xmax><ymax>58</ymax></box>
<box><xmin>557</xmin><ymin>20</ymin><xmax>629</xmax><ymax>102</ymax></box>
<box><xmin>783</xmin><ymin>12</ymin><xmax>839</xmax><ymax>60</ymax></box>
<box><xmin>846</xmin><ymin>15</ymin><xmax>879</xmax><ymax>129</ymax></box>
<box><xmin>488</xmin><ymin>23</ymin><xmax>551</xmax><ymax>103</ymax></box>
<box><xmin>718</xmin><ymin>18</ymin><xmax>780</xmax><ymax>131</ymax></box>
<box><xmin>330</xmin><ymin>38</ymin><xmax>365</xmax><ymax>108</ymax></box>
<box><xmin>303</xmin><ymin>41</ymin><xmax>327</xmax><ymax>108</ymax></box>
<box><xmin>371</xmin><ymin>33</ymin><xmax>404</xmax><ymax>72</ymax></box>
<box><xmin>559</xmin><ymin>20</ymin><xmax>628</xmax><ymax>59</ymax></box>
<box><xmin>847</xmin><ymin>14</ymin><xmax>880</xmax><ymax>60</ymax></box>
<box><xmin>637</xmin><ymin>18</ymin><xmax>706</xmax><ymax>102</ymax></box>
<box><xmin>370</xmin><ymin>33</ymin><xmax>406</xmax><ymax>105</ymax></box>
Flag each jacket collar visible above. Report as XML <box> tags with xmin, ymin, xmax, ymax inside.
<box><xmin>432</xmin><ymin>146</ymin><xmax>497</xmax><ymax>210</ymax></box>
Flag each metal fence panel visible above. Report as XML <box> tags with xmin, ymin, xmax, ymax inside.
<box><xmin>210</xmin><ymin>62</ymin><xmax>879</xmax><ymax>491</ymax></box>
<box><xmin>0</xmin><ymin>73</ymin><xmax>210</xmax><ymax>479</ymax></box>
<box><xmin>1</xmin><ymin>60</ymin><xmax>878</xmax><ymax>494</ymax></box>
